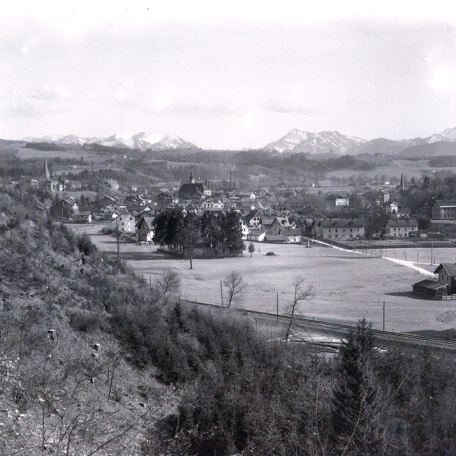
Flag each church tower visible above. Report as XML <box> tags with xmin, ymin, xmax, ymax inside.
<box><xmin>400</xmin><ymin>173</ymin><xmax>406</xmax><ymax>191</ymax></box>
<box><xmin>189</xmin><ymin>171</ymin><xmax>195</xmax><ymax>184</ymax></box>
<box><xmin>44</xmin><ymin>159</ymin><xmax>51</xmax><ymax>180</ymax></box>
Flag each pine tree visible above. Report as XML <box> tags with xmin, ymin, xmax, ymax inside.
<box><xmin>332</xmin><ymin>319</ymin><xmax>382</xmax><ymax>455</ymax></box>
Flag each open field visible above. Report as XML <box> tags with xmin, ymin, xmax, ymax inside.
<box><xmin>69</xmin><ymin>223</ymin><xmax>456</xmax><ymax>333</ymax></box>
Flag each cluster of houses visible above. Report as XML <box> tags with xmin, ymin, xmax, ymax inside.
<box><xmin>24</xmin><ymin>164</ymin><xmax>456</xmax><ymax>245</ymax></box>
<box><xmin>68</xmin><ymin>174</ymin><xmax>424</xmax><ymax>244</ymax></box>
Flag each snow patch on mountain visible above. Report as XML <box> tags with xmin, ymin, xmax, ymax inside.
<box><xmin>23</xmin><ymin>132</ymin><xmax>198</xmax><ymax>151</ymax></box>
<box><xmin>264</xmin><ymin>129</ymin><xmax>366</xmax><ymax>154</ymax></box>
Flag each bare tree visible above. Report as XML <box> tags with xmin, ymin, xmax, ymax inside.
<box><xmin>284</xmin><ymin>276</ymin><xmax>314</xmax><ymax>342</ymax></box>
<box><xmin>156</xmin><ymin>269</ymin><xmax>181</xmax><ymax>296</ymax></box>
<box><xmin>223</xmin><ymin>271</ymin><xmax>245</xmax><ymax>307</ymax></box>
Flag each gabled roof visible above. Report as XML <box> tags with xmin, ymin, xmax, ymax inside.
<box><xmin>283</xmin><ymin>228</ymin><xmax>302</xmax><ymax>236</ymax></box>
<box><xmin>265</xmin><ymin>234</ymin><xmax>287</xmax><ymax>242</ymax></box>
<box><xmin>326</xmin><ymin>194</ymin><xmax>348</xmax><ymax>200</ymax></box>
<box><xmin>273</xmin><ymin>216</ymin><xmax>292</xmax><ymax>227</ymax></box>
<box><xmin>433</xmin><ymin>200</ymin><xmax>456</xmax><ymax>208</ymax></box>
<box><xmin>249</xmin><ymin>229</ymin><xmax>266</xmax><ymax>236</ymax></box>
<box><xmin>261</xmin><ymin>216</ymin><xmax>276</xmax><ymax>226</ymax></box>
<box><xmin>135</xmin><ymin>215</ymin><xmax>154</xmax><ymax>230</ymax></box>
<box><xmin>318</xmin><ymin>218</ymin><xmax>364</xmax><ymax>228</ymax></box>
<box><xmin>386</xmin><ymin>219</ymin><xmax>418</xmax><ymax>227</ymax></box>
<box><xmin>434</xmin><ymin>263</ymin><xmax>456</xmax><ymax>278</ymax></box>
<box><xmin>413</xmin><ymin>279</ymin><xmax>447</xmax><ymax>290</ymax></box>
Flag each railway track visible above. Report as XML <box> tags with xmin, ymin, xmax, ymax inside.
<box><xmin>181</xmin><ymin>299</ymin><xmax>456</xmax><ymax>352</ymax></box>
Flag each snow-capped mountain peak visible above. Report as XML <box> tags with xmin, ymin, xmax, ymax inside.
<box><xmin>440</xmin><ymin>127</ymin><xmax>456</xmax><ymax>139</ymax></box>
<box><xmin>264</xmin><ymin>129</ymin><xmax>367</xmax><ymax>154</ymax></box>
<box><xmin>264</xmin><ymin>129</ymin><xmax>312</xmax><ymax>152</ymax></box>
<box><xmin>22</xmin><ymin>132</ymin><xmax>198</xmax><ymax>151</ymax></box>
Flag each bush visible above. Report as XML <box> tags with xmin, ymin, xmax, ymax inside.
<box><xmin>69</xmin><ymin>310</ymin><xmax>100</xmax><ymax>333</ymax></box>
<box><xmin>77</xmin><ymin>233</ymin><xmax>97</xmax><ymax>255</ymax></box>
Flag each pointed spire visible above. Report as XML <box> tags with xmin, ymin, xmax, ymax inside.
<box><xmin>44</xmin><ymin>159</ymin><xmax>51</xmax><ymax>180</ymax></box>
<box><xmin>400</xmin><ymin>173</ymin><xmax>406</xmax><ymax>191</ymax></box>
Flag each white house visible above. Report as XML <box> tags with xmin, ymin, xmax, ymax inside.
<box><xmin>239</xmin><ymin>217</ymin><xmax>251</xmax><ymax>240</ymax></box>
<box><xmin>116</xmin><ymin>213</ymin><xmax>136</xmax><ymax>234</ymax></box>
<box><xmin>385</xmin><ymin>219</ymin><xmax>418</xmax><ymax>238</ymax></box>
<box><xmin>313</xmin><ymin>219</ymin><xmax>365</xmax><ymax>240</ymax></box>
<box><xmin>201</xmin><ymin>198</ymin><xmax>225</xmax><ymax>212</ymax></box>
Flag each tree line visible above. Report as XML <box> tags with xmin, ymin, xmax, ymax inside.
<box><xmin>153</xmin><ymin>209</ymin><xmax>245</xmax><ymax>264</ymax></box>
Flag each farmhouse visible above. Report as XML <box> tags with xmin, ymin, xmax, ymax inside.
<box><xmin>200</xmin><ymin>198</ymin><xmax>225</xmax><ymax>212</ymax></box>
<box><xmin>247</xmin><ymin>229</ymin><xmax>266</xmax><ymax>242</ymax></box>
<box><xmin>385</xmin><ymin>219</ymin><xmax>418</xmax><ymax>238</ymax></box>
<box><xmin>136</xmin><ymin>215</ymin><xmax>155</xmax><ymax>243</ymax></box>
<box><xmin>284</xmin><ymin>228</ymin><xmax>302</xmax><ymax>243</ymax></box>
<box><xmin>431</xmin><ymin>200</ymin><xmax>456</xmax><ymax>220</ymax></box>
<box><xmin>384</xmin><ymin>201</ymin><xmax>399</xmax><ymax>214</ymax></box>
<box><xmin>326</xmin><ymin>194</ymin><xmax>349</xmax><ymax>207</ymax></box>
<box><xmin>72</xmin><ymin>212</ymin><xmax>92</xmax><ymax>223</ymax></box>
<box><xmin>434</xmin><ymin>263</ymin><xmax>456</xmax><ymax>294</ymax></box>
<box><xmin>312</xmin><ymin>218</ymin><xmax>365</xmax><ymax>240</ymax></box>
<box><xmin>269</xmin><ymin>216</ymin><xmax>294</xmax><ymax>235</ymax></box>
<box><xmin>116</xmin><ymin>213</ymin><xmax>136</xmax><ymax>234</ymax></box>
<box><xmin>265</xmin><ymin>233</ymin><xmax>288</xmax><ymax>243</ymax></box>
<box><xmin>412</xmin><ymin>280</ymin><xmax>448</xmax><ymax>299</ymax></box>
<box><xmin>54</xmin><ymin>198</ymin><xmax>79</xmax><ymax>219</ymax></box>
<box><xmin>413</xmin><ymin>263</ymin><xmax>456</xmax><ymax>299</ymax></box>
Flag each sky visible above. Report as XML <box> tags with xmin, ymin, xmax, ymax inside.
<box><xmin>1</xmin><ymin>0</ymin><xmax>456</xmax><ymax>149</ymax></box>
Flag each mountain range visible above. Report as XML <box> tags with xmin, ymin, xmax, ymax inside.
<box><xmin>21</xmin><ymin>126</ymin><xmax>456</xmax><ymax>157</ymax></box>
<box><xmin>263</xmin><ymin>128</ymin><xmax>456</xmax><ymax>157</ymax></box>
<box><xmin>23</xmin><ymin>132</ymin><xmax>198</xmax><ymax>151</ymax></box>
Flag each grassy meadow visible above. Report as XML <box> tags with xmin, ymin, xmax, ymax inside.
<box><xmin>70</xmin><ymin>223</ymin><xmax>456</xmax><ymax>333</ymax></box>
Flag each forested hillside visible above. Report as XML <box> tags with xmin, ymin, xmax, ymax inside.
<box><xmin>1</xmin><ymin>181</ymin><xmax>456</xmax><ymax>455</ymax></box>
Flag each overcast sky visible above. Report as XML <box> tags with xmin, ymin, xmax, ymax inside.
<box><xmin>2</xmin><ymin>1</ymin><xmax>456</xmax><ymax>149</ymax></box>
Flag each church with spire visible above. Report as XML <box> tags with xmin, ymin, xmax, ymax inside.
<box><xmin>42</xmin><ymin>158</ymin><xmax>63</xmax><ymax>192</ymax></box>
<box><xmin>177</xmin><ymin>172</ymin><xmax>211</xmax><ymax>200</ymax></box>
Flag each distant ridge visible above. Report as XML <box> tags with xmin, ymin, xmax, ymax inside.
<box><xmin>264</xmin><ymin>129</ymin><xmax>366</xmax><ymax>154</ymax></box>
<box><xmin>23</xmin><ymin>131</ymin><xmax>198</xmax><ymax>151</ymax></box>
<box><xmin>264</xmin><ymin>127</ymin><xmax>456</xmax><ymax>157</ymax></box>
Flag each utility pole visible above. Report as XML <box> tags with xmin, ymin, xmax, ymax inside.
<box><xmin>431</xmin><ymin>241</ymin><xmax>434</xmax><ymax>265</ymax></box>
<box><xmin>382</xmin><ymin>301</ymin><xmax>385</xmax><ymax>331</ymax></box>
<box><xmin>276</xmin><ymin>292</ymin><xmax>279</xmax><ymax>323</ymax></box>
<box><xmin>220</xmin><ymin>280</ymin><xmax>224</xmax><ymax>306</ymax></box>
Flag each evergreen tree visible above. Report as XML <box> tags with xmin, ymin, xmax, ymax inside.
<box><xmin>332</xmin><ymin>319</ymin><xmax>382</xmax><ymax>455</ymax></box>
<box><xmin>221</xmin><ymin>211</ymin><xmax>244</xmax><ymax>255</ymax></box>
<box><xmin>201</xmin><ymin>212</ymin><xmax>221</xmax><ymax>250</ymax></box>
<box><xmin>179</xmin><ymin>213</ymin><xmax>200</xmax><ymax>269</ymax></box>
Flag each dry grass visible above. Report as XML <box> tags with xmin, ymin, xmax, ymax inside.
<box><xmin>70</xmin><ymin>223</ymin><xmax>456</xmax><ymax>333</ymax></box>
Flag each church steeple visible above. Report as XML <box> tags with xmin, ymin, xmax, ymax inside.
<box><xmin>400</xmin><ymin>173</ymin><xmax>406</xmax><ymax>191</ymax></box>
<box><xmin>44</xmin><ymin>159</ymin><xmax>51</xmax><ymax>180</ymax></box>
<box><xmin>189</xmin><ymin>171</ymin><xmax>195</xmax><ymax>184</ymax></box>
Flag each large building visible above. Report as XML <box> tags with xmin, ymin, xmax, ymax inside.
<box><xmin>178</xmin><ymin>173</ymin><xmax>211</xmax><ymax>200</ymax></box>
<box><xmin>432</xmin><ymin>200</ymin><xmax>456</xmax><ymax>220</ymax></box>
<box><xmin>385</xmin><ymin>219</ymin><xmax>418</xmax><ymax>238</ymax></box>
<box><xmin>312</xmin><ymin>218</ymin><xmax>365</xmax><ymax>240</ymax></box>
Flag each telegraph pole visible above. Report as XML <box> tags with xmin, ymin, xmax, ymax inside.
<box><xmin>382</xmin><ymin>301</ymin><xmax>386</xmax><ymax>331</ymax></box>
<box><xmin>220</xmin><ymin>280</ymin><xmax>224</xmax><ymax>306</ymax></box>
<box><xmin>276</xmin><ymin>292</ymin><xmax>279</xmax><ymax>323</ymax></box>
